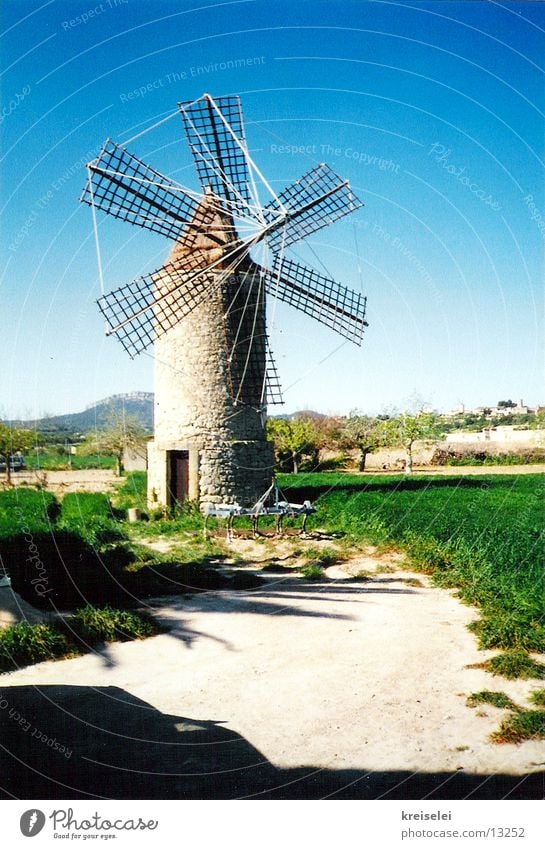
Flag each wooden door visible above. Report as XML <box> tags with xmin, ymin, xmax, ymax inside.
<box><xmin>168</xmin><ymin>450</ymin><xmax>189</xmax><ymax>507</ymax></box>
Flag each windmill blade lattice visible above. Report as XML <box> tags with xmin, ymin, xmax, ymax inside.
<box><xmin>83</xmin><ymin>92</ymin><xmax>367</xmax><ymax>406</ymax></box>
<box><xmin>263</xmin><ymin>163</ymin><xmax>362</xmax><ymax>252</ymax></box>
<box><xmin>265</xmin><ymin>256</ymin><xmax>368</xmax><ymax>345</ymax></box>
<box><xmin>179</xmin><ymin>94</ymin><xmax>254</xmax><ymax>218</ymax></box>
<box><xmin>97</xmin><ymin>261</ymin><xmax>219</xmax><ymax>358</ymax></box>
<box><xmin>81</xmin><ymin>140</ymin><xmax>200</xmax><ymax>240</ymax></box>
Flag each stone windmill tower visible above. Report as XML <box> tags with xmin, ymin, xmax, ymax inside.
<box><xmin>81</xmin><ymin>93</ymin><xmax>367</xmax><ymax>511</ymax></box>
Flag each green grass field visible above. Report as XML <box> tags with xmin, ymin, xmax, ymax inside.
<box><xmin>280</xmin><ymin>472</ymin><xmax>544</xmax><ymax>653</ymax></box>
<box><xmin>1</xmin><ymin>471</ymin><xmax>542</xmax><ymax>663</ymax></box>
<box><xmin>23</xmin><ymin>453</ymin><xmax>115</xmax><ymax>471</ymax></box>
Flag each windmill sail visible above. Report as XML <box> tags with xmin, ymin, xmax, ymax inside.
<box><xmin>263</xmin><ymin>163</ymin><xmax>363</xmax><ymax>251</ymax></box>
<box><xmin>179</xmin><ymin>94</ymin><xmax>254</xmax><ymax>218</ymax></box>
<box><xmin>84</xmin><ymin>93</ymin><xmax>367</xmax><ymax>405</ymax></box>
<box><xmin>81</xmin><ymin>140</ymin><xmax>199</xmax><ymax>240</ymax></box>
<box><xmin>264</xmin><ymin>256</ymin><xmax>367</xmax><ymax>345</ymax></box>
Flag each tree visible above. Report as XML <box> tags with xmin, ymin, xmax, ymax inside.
<box><xmin>85</xmin><ymin>414</ymin><xmax>148</xmax><ymax>476</ymax></box>
<box><xmin>340</xmin><ymin>412</ymin><xmax>389</xmax><ymax>471</ymax></box>
<box><xmin>0</xmin><ymin>424</ymin><xmax>34</xmax><ymax>483</ymax></box>
<box><xmin>387</xmin><ymin>411</ymin><xmax>442</xmax><ymax>474</ymax></box>
<box><xmin>306</xmin><ymin>414</ymin><xmax>345</xmax><ymax>467</ymax></box>
<box><xmin>267</xmin><ymin>416</ymin><xmax>319</xmax><ymax>474</ymax></box>
<box><xmin>497</xmin><ymin>399</ymin><xmax>516</xmax><ymax>409</ymax></box>
<box><xmin>531</xmin><ymin>409</ymin><xmax>545</xmax><ymax>430</ymax></box>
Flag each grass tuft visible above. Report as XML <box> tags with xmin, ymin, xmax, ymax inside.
<box><xmin>0</xmin><ymin>607</ymin><xmax>159</xmax><ymax>674</ymax></box>
<box><xmin>68</xmin><ymin>605</ymin><xmax>157</xmax><ymax>644</ymax></box>
<box><xmin>528</xmin><ymin>689</ymin><xmax>545</xmax><ymax>708</ymax></box>
<box><xmin>299</xmin><ymin>563</ymin><xmax>326</xmax><ymax>581</ymax></box>
<box><xmin>491</xmin><ymin>711</ymin><xmax>545</xmax><ymax>744</ymax></box>
<box><xmin>485</xmin><ymin>651</ymin><xmax>545</xmax><ymax>680</ymax></box>
<box><xmin>466</xmin><ymin>690</ymin><xmax>519</xmax><ymax>711</ymax></box>
<box><xmin>0</xmin><ymin>622</ymin><xmax>73</xmax><ymax>672</ymax></box>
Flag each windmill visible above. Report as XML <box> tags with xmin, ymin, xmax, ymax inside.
<box><xmin>81</xmin><ymin>93</ymin><xmax>367</xmax><ymax>511</ymax></box>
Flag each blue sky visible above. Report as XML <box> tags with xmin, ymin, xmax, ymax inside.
<box><xmin>1</xmin><ymin>0</ymin><xmax>544</xmax><ymax>418</ymax></box>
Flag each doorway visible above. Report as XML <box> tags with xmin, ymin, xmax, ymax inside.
<box><xmin>168</xmin><ymin>450</ymin><xmax>189</xmax><ymax>508</ymax></box>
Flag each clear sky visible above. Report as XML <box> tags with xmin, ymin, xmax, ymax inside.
<box><xmin>1</xmin><ymin>0</ymin><xmax>544</xmax><ymax>419</ymax></box>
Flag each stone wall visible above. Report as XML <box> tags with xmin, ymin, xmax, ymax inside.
<box><xmin>445</xmin><ymin>426</ymin><xmax>544</xmax><ymax>447</ymax></box>
<box><xmin>198</xmin><ymin>439</ymin><xmax>275</xmax><ymax>507</ymax></box>
<box><xmin>147</xmin><ymin>438</ymin><xmax>274</xmax><ymax>510</ymax></box>
<box><xmin>148</xmin><ymin>207</ymin><xmax>274</xmax><ymax>510</ymax></box>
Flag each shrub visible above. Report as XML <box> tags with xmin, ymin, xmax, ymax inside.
<box><xmin>114</xmin><ymin>472</ymin><xmax>147</xmax><ymax>511</ymax></box>
<box><xmin>431</xmin><ymin>447</ymin><xmax>545</xmax><ymax>466</ymax></box>
<box><xmin>67</xmin><ymin>605</ymin><xmax>157</xmax><ymax>643</ymax></box>
<box><xmin>0</xmin><ymin>622</ymin><xmax>72</xmax><ymax>672</ymax></box>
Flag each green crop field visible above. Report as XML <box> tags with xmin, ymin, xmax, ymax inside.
<box><xmin>23</xmin><ymin>453</ymin><xmax>116</xmax><ymax>471</ymax></box>
<box><xmin>1</xmin><ymin>472</ymin><xmax>542</xmax><ymax>673</ymax></box>
<box><xmin>280</xmin><ymin>472</ymin><xmax>544</xmax><ymax>653</ymax></box>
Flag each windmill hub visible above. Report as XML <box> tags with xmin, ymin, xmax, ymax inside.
<box><xmin>82</xmin><ymin>93</ymin><xmax>367</xmax><ymax>512</ymax></box>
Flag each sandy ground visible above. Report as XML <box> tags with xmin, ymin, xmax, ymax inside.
<box><xmin>1</xmin><ymin>547</ymin><xmax>543</xmax><ymax>799</ymax></box>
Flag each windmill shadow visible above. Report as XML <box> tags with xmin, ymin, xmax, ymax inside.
<box><xmin>0</xmin><ymin>686</ymin><xmax>542</xmax><ymax>800</ymax></box>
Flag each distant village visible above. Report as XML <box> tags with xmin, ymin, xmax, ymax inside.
<box><xmin>445</xmin><ymin>399</ymin><xmax>542</xmax><ymax>418</ymax></box>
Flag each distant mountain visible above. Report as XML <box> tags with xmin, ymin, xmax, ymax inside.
<box><xmin>6</xmin><ymin>393</ymin><xmax>154</xmax><ymax>434</ymax></box>
<box><xmin>270</xmin><ymin>409</ymin><xmax>327</xmax><ymax>421</ymax></box>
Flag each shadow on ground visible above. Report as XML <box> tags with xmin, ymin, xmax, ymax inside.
<box><xmin>0</xmin><ymin>686</ymin><xmax>542</xmax><ymax>800</ymax></box>
<box><xmin>282</xmin><ymin>474</ymin><xmax>523</xmax><ymax>504</ymax></box>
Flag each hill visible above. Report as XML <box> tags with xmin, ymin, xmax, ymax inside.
<box><xmin>5</xmin><ymin>393</ymin><xmax>154</xmax><ymax>434</ymax></box>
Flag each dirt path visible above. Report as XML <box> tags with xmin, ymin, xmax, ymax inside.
<box><xmin>1</xmin><ymin>550</ymin><xmax>543</xmax><ymax>799</ymax></box>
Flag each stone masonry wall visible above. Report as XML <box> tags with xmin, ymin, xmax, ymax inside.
<box><xmin>150</xmin><ymin>226</ymin><xmax>274</xmax><ymax>510</ymax></box>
